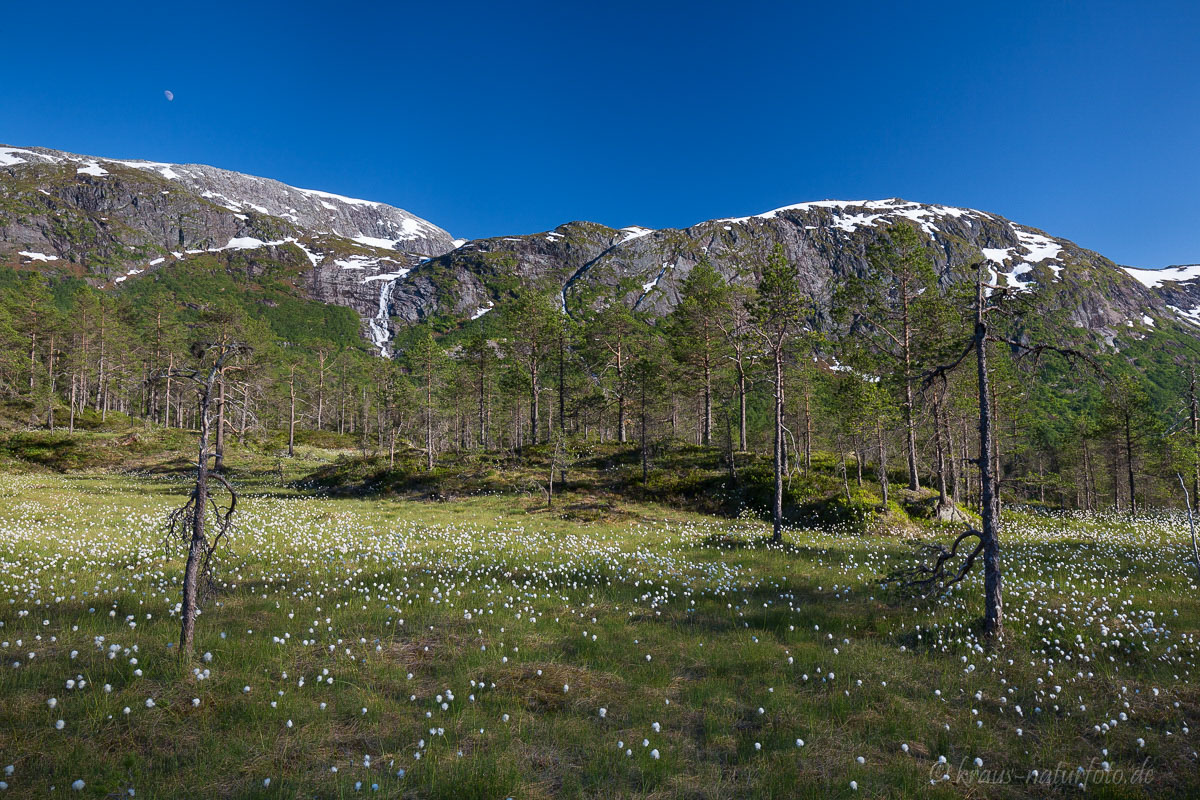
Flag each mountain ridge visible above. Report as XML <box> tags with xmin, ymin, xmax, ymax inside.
<box><xmin>407</xmin><ymin>197</ymin><xmax>1193</xmax><ymax>350</ymax></box>
<box><xmin>0</xmin><ymin>144</ymin><xmax>459</xmax><ymax>257</ymax></box>
<box><xmin>3</xmin><ymin>144</ymin><xmax>1200</xmax><ymax>355</ymax></box>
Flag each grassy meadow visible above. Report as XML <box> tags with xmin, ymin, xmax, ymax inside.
<box><xmin>0</xmin><ymin>439</ymin><xmax>1197</xmax><ymax>798</ymax></box>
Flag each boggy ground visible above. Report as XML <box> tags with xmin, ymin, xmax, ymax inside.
<box><xmin>0</xmin><ymin>469</ymin><xmax>1196</xmax><ymax>798</ymax></box>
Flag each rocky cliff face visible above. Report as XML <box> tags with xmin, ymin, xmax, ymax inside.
<box><xmin>0</xmin><ymin>145</ymin><xmax>456</xmax><ymax>259</ymax></box>
<box><xmin>2</xmin><ymin>146</ymin><xmax>1195</xmax><ymax>353</ymax></box>
<box><xmin>0</xmin><ymin>144</ymin><xmax>456</xmax><ymax>352</ymax></box>
<box><xmin>401</xmin><ymin>199</ymin><xmax>1188</xmax><ymax>352</ymax></box>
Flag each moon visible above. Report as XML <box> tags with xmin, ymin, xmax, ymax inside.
<box><xmin>164</xmin><ymin>90</ymin><xmax>174</xmax><ymax>102</ymax></box>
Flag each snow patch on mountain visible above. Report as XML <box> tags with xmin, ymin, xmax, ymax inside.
<box><xmin>1124</xmin><ymin>264</ymin><xmax>1200</xmax><ymax>288</ymax></box>
<box><xmin>0</xmin><ymin>147</ymin><xmax>58</xmax><ymax>167</ymax></box>
<box><xmin>982</xmin><ymin>247</ymin><xmax>1015</xmax><ymax>264</ymax></box>
<box><xmin>124</xmin><ymin>161</ymin><xmax>182</xmax><ymax>180</ymax></box>
<box><xmin>352</xmin><ymin>235</ymin><xmax>403</xmax><ymax>249</ymax></box>
<box><xmin>76</xmin><ymin>161</ymin><xmax>108</xmax><ymax>177</ymax></box>
<box><xmin>293</xmin><ymin>241</ymin><xmax>321</xmax><ymax>267</ymax></box>
<box><xmin>225</xmin><ymin>237</ymin><xmax>270</xmax><ymax>250</ymax></box>
<box><xmin>716</xmin><ymin>198</ymin><xmax>988</xmax><ymax>236</ymax></box>
<box><xmin>1169</xmin><ymin>305</ymin><xmax>1200</xmax><ymax>328</ymax></box>
<box><xmin>362</xmin><ymin>270</ymin><xmax>410</xmax><ymax>283</ymax></box>
<box><xmin>640</xmin><ymin>262</ymin><xmax>672</xmax><ymax>296</ymax></box>
<box><xmin>1014</xmin><ymin>227</ymin><xmax>1062</xmax><ymax>264</ymax></box>
<box><xmin>296</xmin><ymin>187</ymin><xmax>380</xmax><ymax>208</ymax></box>
<box><xmin>620</xmin><ymin>226</ymin><xmax>655</xmax><ymax>244</ymax></box>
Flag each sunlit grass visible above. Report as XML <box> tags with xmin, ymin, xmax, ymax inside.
<box><xmin>0</xmin><ymin>473</ymin><xmax>1196</xmax><ymax>798</ymax></box>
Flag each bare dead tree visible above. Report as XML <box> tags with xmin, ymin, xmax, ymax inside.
<box><xmin>893</xmin><ymin>263</ymin><xmax>1095</xmax><ymax>639</ymax></box>
<box><xmin>156</xmin><ymin>339</ymin><xmax>250</xmax><ymax>657</ymax></box>
<box><xmin>1177</xmin><ymin>473</ymin><xmax>1200</xmax><ymax>579</ymax></box>
<box><xmin>547</xmin><ymin>434</ymin><xmax>562</xmax><ymax>508</ymax></box>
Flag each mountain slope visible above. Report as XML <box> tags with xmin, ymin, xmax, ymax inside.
<box><xmin>0</xmin><ymin>144</ymin><xmax>460</xmax><ymax>352</ymax></box>
<box><xmin>395</xmin><ymin>198</ymin><xmax>1190</xmax><ymax>354</ymax></box>
<box><xmin>2</xmin><ymin>145</ymin><xmax>1197</xmax><ymax>356</ymax></box>
<box><xmin>0</xmin><ymin>145</ymin><xmax>457</xmax><ymax>256</ymax></box>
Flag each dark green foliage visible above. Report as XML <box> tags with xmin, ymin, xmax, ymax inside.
<box><xmin>3</xmin><ymin>219</ymin><xmax>1200</xmax><ymax>517</ymax></box>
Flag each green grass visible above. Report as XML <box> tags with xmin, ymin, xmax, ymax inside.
<box><xmin>0</xmin><ymin>469</ymin><xmax>1196</xmax><ymax>798</ymax></box>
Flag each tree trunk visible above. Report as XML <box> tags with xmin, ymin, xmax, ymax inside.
<box><xmin>702</xmin><ymin>342</ymin><xmax>712</xmax><ymax>446</ymax></box>
<box><xmin>854</xmin><ymin>439</ymin><xmax>864</xmax><ymax>487</ymax></box>
<box><xmin>287</xmin><ymin>367</ymin><xmax>296</xmax><ymax>458</ymax></box>
<box><xmin>180</xmin><ymin>393</ymin><xmax>211</xmax><ymax>656</ymax></box>
<box><xmin>772</xmin><ymin>346</ymin><xmax>784</xmax><ymax>543</ymax></box>
<box><xmin>28</xmin><ymin>327</ymin><xmax>37</xmax><ymax>396</ymax></box>
<box><xmin>239</xmin><ymin>384</ymin><xmax>249</xmax><ymax>443</ymax></box>
<box><xmin>478</xmin><ymin>352</ymin><xmax>488</xmax><ymax>449</ymax></box>
<box><xmin>975</xmin><ymin>286</ymin><xmax>1002</xmax><ymax>639</ymax></box>
<box><xmin>641</xmin><ymin>375</ymin><xmax>649</xmax><ymax>484</ymax></box>
<box><xmin>164</xmin><ymin>354</ymin><xmax>173</xmax><ymax>428</ymax></box>
<box><xmin>990</xmin><ymin>380</ymin><xmax>1001</xmax><ymax>511</ymax></box>
<box><xmin>69</xmin><ymin>374</ymin><xmax>77</xmax><ymax>434</ymax></box>
<box><xmin>1082</xmin><ymin>438</ymin><xmax>1094</xmax><ymax>511</ymax></box>
<box><xmin>426</xmin><ymin>360</ymin><xmax>434</xmax><ymax>472</ymax></box>
<box><xmin>530</xmin><ymin>361</ymin><xmax>540</xmax><ymax>446</ymax></box>
<box><xmin>726</xmin><ymin>405</ymin><xmax>737</xmax><ymax>480</ymax></box>
<box><xmin>803</xmin><ymin>384</ymin><xmax>813</xmax><ymax>478</ymax></box>
<box><xmin>46</xmin><ymin>333</ymin><xmax>56</xmax><ymax>430</ymax></box>
<box><xmin>214</xmin><ymin>372</ymin><xmax>226</xmax><ymax>471</ymax></box>
<box><xmin>94</xmin><ymin>318</ymin><xmax>105</xmax><ymax>413</ymax></box>
<box><xmin>838</xmin><ymin>436</ymin><xmax>851</xmax><ymax>502</ymax></box>
<box><xmin>558</xmin><ymin>329</ymin><xmax>567</xmax><ymax>439</ymax></box>
<box><xmin>737</xmin><ymin>364</ymin><xmax>747</xmax><ymax>451</ymax></box>
<box><xmin>1124</xmin><ymin>413</ymin><xmax>1136</xmax><ymax>514</ymax></box>
<box><xmin>617</xmin><ymin>341</ymin><xmax>627</xmax><ymax>443</ymax></box>
<box><xmin>1191</xmin><ymin>367</ymin><xmax>1200</xmax><ymax>511</ymax></box>
<box><xmin>933</xmin><ymin>395</ymin><xmax>949</xmax><ymax>509</ymax></box>
<box><xmin>947</xmin><ymin>408</ymin><xmax>960</xmax><ymax>502</ymax></box>
<box><xmin>902</xmin><ymin>293</ymin><xmax>920</xmax><ymax>491</ymax></box>
<box><xmin>877</xmin><ymin>421</ymin><xmax>889</xmax><ymax>507</ymax></box>
<box><xmin>316</xmin><ymin>354</ymin><xmax>326</xmax><ymax>430</ymax></box>
<box><xmin>339</xmin><ymin>361</ymin><xmax>347</xmax><ymax>435</ymax></box>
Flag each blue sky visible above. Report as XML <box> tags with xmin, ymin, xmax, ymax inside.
<box><xmin>3</xmin><ymin>1</ymin><xmax>1197</xmax><ymax>267</ymax></box>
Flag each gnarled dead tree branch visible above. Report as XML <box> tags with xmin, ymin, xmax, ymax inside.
<box><xmin>153</xmin><ymin>339</ymin><xmax>249</xmax><ymax>657</ymax></box>
<box><xmin>889</xmin><ymin>528</ymin><xmax>985</xmax><ymax>598</ymax></box>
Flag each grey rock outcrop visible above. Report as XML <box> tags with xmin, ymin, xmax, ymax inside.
<box><xmin>404</xmin><ymin>199</ymin><xmax>1176</xmax><ymax>351</ymax></box>
<box><xmin>2</xmin><ymin>144</ymin><xmax>1195</xmax><ymax>353</ymax></box>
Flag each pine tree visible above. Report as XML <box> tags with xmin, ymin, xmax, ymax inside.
<box><xmin>406</xmin><ymin>326</ymin><xmax>447</xmax><ymax>471</ymax></box>
<box><xmin>504</xmin><ymin>290</ymin><xmax>559</xmax><ymax>445</ymax></box>
<box><xmin>583</xmin><ymin>301</ymin><xmax>643</xmax><ymax>443</ymax></box>
<box><xmin>835</xmin><ymin>222</ymin><xmax>944</xmax><ymax>492</ymax></box>
<box><xmin>1102</xmin><ymin>371</ymin><xmax>1154</xmax><ymax>513</ymax></box>
<box><xmin>751</xmin><ymin>244</ymin><xmax>807</xmax><ymax>543</ymax></box>
<box><xmin>668</xmin><ymin>260</ymin><xmax>731</xmax><ymax>446</ymax></box>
